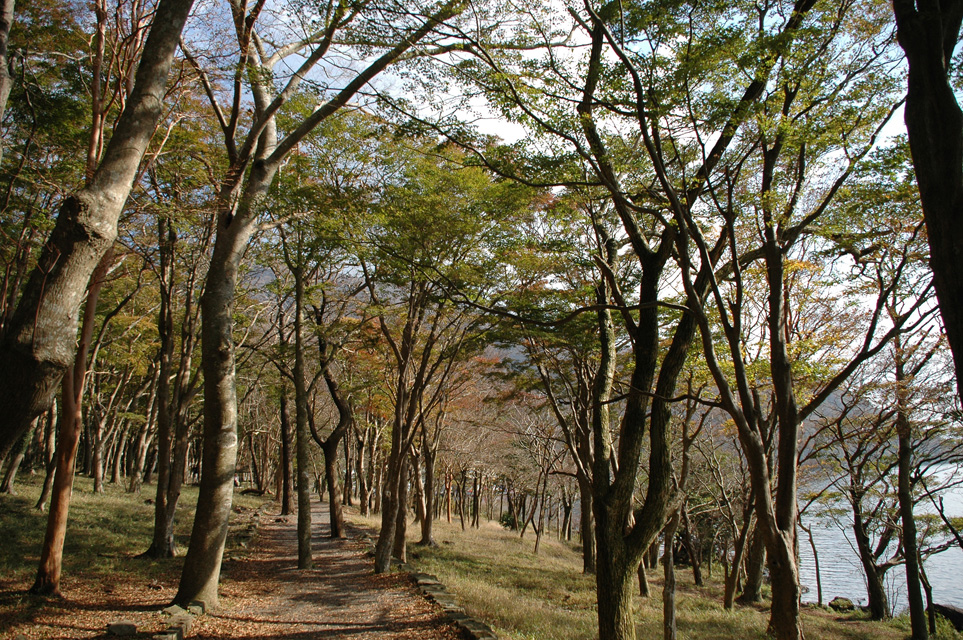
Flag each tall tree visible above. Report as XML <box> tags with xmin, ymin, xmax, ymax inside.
<box><xmin>0</xmin><ymin>0</ymin><xmax>196</xmax><ymax>463</ymax></box>
<box><xmin>30</xmin><ymin>250</ymin><xmax>112</xmax><ymax>594</ymax></box>
<box><xmin>365</xmin><ymin>145</ymin><xmax>524</xmax><ymax>572</ymax></box>
<box><xmin>143</xmin><ymin>112</ymin><xmax>215</xmax><ymax>557</ymax></box>
<box><xmin>173</xmin><ymin>0</ymin><xmax>467</xmax><ymax>607</ymax></box>
<box><xmin>892</xmin><ymin>0</ymin><xmax>963</xmax><ymax>401</ymax></box>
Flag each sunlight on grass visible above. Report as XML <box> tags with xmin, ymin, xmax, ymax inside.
<box><xmin>0</xmin><ymin>473</ymin><xmax>267</xmax><ymax>585</ymax></box>
<box><xmin>348</xmin><ymin>509</ymin><xmax>914</xmax><ymax>640</ymax></box>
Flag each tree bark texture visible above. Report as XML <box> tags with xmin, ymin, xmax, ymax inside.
<box><xmin>31</xmin><ymin>253</ymin><xmax>110</xmax><ymax>595</ymax></box>
<box><xmin>894</xmin><ymin>0</ymin><xmax>963</xmax><ymax>395</ymax></box>
<box><xmin>293</xmin><ymin>266</ymin><xmax>313</xmax><ymax>569</ymax></box>
<box><xmin>0</xmin><ymin>0</ymin><xmax>196</xmax><ymax>464</ymax></box>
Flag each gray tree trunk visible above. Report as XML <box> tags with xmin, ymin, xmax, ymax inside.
<box><xmin>174</xmin><ymin>164</ymin><xmax>273</xmax><ymax>608</ymax></box>
<box><xmin>0</xmin><ymin>0</ymin><xmax>196</xmax><ymax>463</ymax></box>
<box><xmin>0</xmin><ymin>0</ymin><xmax>16</xmax><ymax>165</ymax></box>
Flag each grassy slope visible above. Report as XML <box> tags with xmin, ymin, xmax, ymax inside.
<box><xmin>348</xmin><ymin>510</ymin><xmax>937</xmax><ymax>640</ymax></box>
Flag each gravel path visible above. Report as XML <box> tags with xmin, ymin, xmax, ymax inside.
<box><xmin>189</xmin><ymin>500</ymin><xmax>463</xmax><ymax>640</ymax></box>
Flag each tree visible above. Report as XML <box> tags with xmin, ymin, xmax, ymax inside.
<box><xmin>364</xmin><ymin>144</ymin><xmax>524</xmax><ymax>572</ymax></box>
<box><xmin>892</xmin><ymin>0</ymin><xmax>963</xmax><ymax>401</ymax></box>
<box><xmin>0</xmin><ymin>0</ymin><xmax>196</xmax><ymax>464</ymax></box>
<box><xmin>173</xmin><ymin>0</ymin><xmax>468</xmax><ymax>606</ymax></box>
<box><xmin>417</xmin><ymin>1</ymin><xmax>881</xmax><ymax>636</ymax></box>
<box><xmin>142</xmin><ymin>106</ymin><xmax>216</xmax><ymax>557</ymax></box>
<box><xmin>29</xmin><ymin>252</ymin><xmax>111</xmax><ymax>594</ymax></box>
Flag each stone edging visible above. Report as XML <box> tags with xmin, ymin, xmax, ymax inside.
<box><xmin>153</xmin><ymin>603</ymin><xmax>204</xmax><ymax>639</ymax></box>
<box><xmin>104</xmin><ymin>602</ymin><xmax>202</xmax><ymax>639</ymax></box>
<box><xmin>394</xmin><ymin>562</ymin><xmax>499</xmax><ymax>640</ymax></box>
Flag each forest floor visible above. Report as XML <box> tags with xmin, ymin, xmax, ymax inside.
<box><xmin>0</xmin><ymin>479</ymin><xmax>461</xmax><ymax>640</ymax></box>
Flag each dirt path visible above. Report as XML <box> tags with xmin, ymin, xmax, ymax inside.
<box><xmin>189</xmin><ymin>501</ymin><xmax>462</xmax><ymax>640</ymax></box>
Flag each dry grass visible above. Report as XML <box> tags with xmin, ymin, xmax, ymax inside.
<box><xmin>347</xmin><ymin>510</ymin><xmax>926</xmax><ymax>640</ymax></box>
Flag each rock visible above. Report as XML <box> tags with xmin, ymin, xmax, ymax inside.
<box><xmin>169</xmin><ymin>613</ymin><xmax>193</xmax><ymax>635</ymax></box>
<box><xmin>457</xmin><ymin>618</ymin><xmax>498</xmax><ymax>640</ymax></box>
<box><xmin>162</xmin><ymin>604</ymin><xmax>187</xmax><ymax>616</ymax></box>
<box><xmin>829</xmin><ymin>597</ymin><xmax>855</xmax><ymax>612</ymax></box>
<box><xmin>932</xmin><ymin>603</ymin><xmax>963</xmax><ymax>631</ymax></box>
<box><xmin>107</xmin><ymin>620</ymin><xmax>137</xmax><ymax>635</ymax></box>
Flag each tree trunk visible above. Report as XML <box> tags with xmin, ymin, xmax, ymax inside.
<box><xmin>852</xmin><ymin>508</ymin><xmax>888</xmax><ymax>619</ymax></box>
<box><xmin>0</xmin><ymin>0</ymin><xmax>196</xmax><ymax>464</ymax></box>
<box><xmin>472</xmin><ymin>470</ymin><xmax>481</xmax><ymax>529</ymax></box>
<box><xmin>920</xmin><ymin>560</ymin><xmax>936</xmax><ymax>634</ymax></box>
<box><xmin>247</xmin><ymin>431</ymin><xmax>262</xmax><ymax>491</ymax></box>
<box><xmin>724</xmin><ymin>515</ymin><xmax>753</xmax><ymax>610</ymax></box>
<box><xmin>392</xmin><ymin>457</ymin><xmax>408</xmax><ymax>563</ymax></box>
<box><xmin>0</xmin><ymin>0</ymin><xmax>16</xmax><ymax>166</ymax></box>
<box><xmin>293</xmin><ymin>267</ymin><xmax>313</xmax><ymax>568</ymax></box>
<box><xmin>681</xmin><ymin>509</ymin><xmax>702</xmax><ymax>586</ymax></box>
<box><xmin>893</xmin><ymin>0</ymin><xmax>963</xmax><ymax>395</ymax></box>
<box><xmin>445</xmin><ymin>470</ymin><xmax>452</xmax><ymax>523</ymax></box>
<box><xmin>638</xmin><ymin>562</ymin><xmax>649</xmax><ymax>598</ymax></box>
<box><xmin>278</xmin><ymin>392</ymin><xmax>295</xmax><ymax>516</ymax></box>
<box><xmin>174</xmin><ymin>183</ymin><xmax>271</xmax><ymax>606</ymax></box>
<box><xmin>342</xmin><ymin>438</ymin><xmax>353</xmax><ymax>507</ymax></box>
<box><xmin>127</xmin><ymin>413</ymin><xmax>151</xmax><ymax>494</ymax></box>
<box><xmin>374</xmin><ymin>439</ymin><xmax>404</xmax><ymax>573</ymax></box>
<box><xmin>663</xmin><ymin>510</ymin><xmax>681</xmax><ymax>640</ymax></box>
<box><xmin>31</xmin><ymin>252</ymin><xmax>110</xmax><ymax>595</ymax></box>
<box><xmin>763</xmin><ymin>528</ymin><xmax>802</xmax><ymax>640</ymax></box>
<box><xmin>898</xmin><ymin>365</ymin><xmax>927</xmax><ymax>639</ymax></box>
<box><xmin>1</xmin><ymin>418</ymin><xmax>36</xmax><ymax>494</ymax></box>
<box><xmin>109</xmin><ymin>424</ymin><xmax>126</xmax><ymax>484</ymax></box>
<box><xmin>419</xmin><ymin>445</ymin><xmax>436</xmax><ymax>546</ymax></box>
<box><xmin>30</xmin><ymin>380</ymin><xmax>84</xmax><ymax>594</ymax></box>
<box><xmin>90</xmin><ymin>409</ymin><xmax>106</xmax><ymax>493</ymax></box>
<box><xmin>35</xmin><ymin>456</ymin><xmax>55</xmax><ymax>511</ymax></box>
<box><xmin>738</xmin><ymin>529</ymin><xmax>766</xmax><ymax>604</ymax></box>
<box><xmin>533</xmin><ymin>475</ymin><xmax>545</xmax><ymax>554</ymax></box>
<box><xmin>322</xmin><ymin>438</ymin><xmax>345</xmax><ymax>539</ymax></box>
<box><xmin>595</xmin><ymin>529</ymin><xmax>638</xmax><ymax>640</ymax></box>
<box><xmin>458</xmin><ymin>471</ymin><xmax>467</xmax><ymax>531</ymax></box>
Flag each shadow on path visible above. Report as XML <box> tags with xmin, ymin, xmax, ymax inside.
<box><xmin>191</xmin><ymin>500</ymin><xmax>462</xmax><ymax>640</ymax></box>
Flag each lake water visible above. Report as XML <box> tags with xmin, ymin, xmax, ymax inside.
<box><xmin>798</xmin><ymin>485</ymin><xmax>963</xmax><ymax>614</ymax></box>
